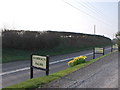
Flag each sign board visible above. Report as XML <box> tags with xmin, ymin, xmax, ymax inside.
<box><xmin>93</xmin><ymin>47</ymin><xmax>104</xmax><ymax>59</ymax></box>
<box><xmin>112</xmin><ymin>44</ymin><xmax>118</xmax><ymax>49</ymax></box>
<box><xmin>30</xmin><ymin>54</ymin><xmax>49</xmax><ymax>79</ymax></box>
<box><xmin>32</xmin><ymin>55</ymin><xmax>47</xmax><ymax>69</ymax></box>
<box><xmin>95</xmin><ymin>48</ymin><xmax>104</xmax><ymax>54</ymax></box>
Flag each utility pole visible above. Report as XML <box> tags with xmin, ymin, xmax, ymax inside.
<box><xmin>113</xmin><ymin>34</ymin><xmax>115</xmax><ymax>39</ymax></box>
<box><xmin>94</xmin><ymin>25</ymin><xmax>96</xmax><ymax>35</ymax></box>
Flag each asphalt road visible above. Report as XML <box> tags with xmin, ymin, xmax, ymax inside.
<box><xmin>1</xmin><ymin>47</ymin><xmax>114</xmax><ymax>88</ymax></box>
<box><xmin>42</xmin><ymin>51</ymin><xmax>118</xmax><ymax>88</ymax></box>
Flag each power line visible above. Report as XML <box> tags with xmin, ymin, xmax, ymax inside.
<box><xmin>63</xmin><ymin>0</ymin><xmax>95</xmax><ymax>18</ymax></box>
<box><xmin>85</xmin><ymin>1</ymin><xmax>116</xmax><ymax>24</ymax></box>
<box><xmin>63</xmin><ymin>0</ymin><xmax>117</xmax><ymax>30</ymax></box>
<box><xmin>75</xmin><ymin>0</ymin><xmax>117</xmax><ymax>29</ymax></box>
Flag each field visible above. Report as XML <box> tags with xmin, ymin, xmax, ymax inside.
<box><xmin>2</xmin><ymin>47</ymin><xmax>89</xmax><ymax>63</ymax></box>
<box><xmin>2</xmin><ymin>45</ymin><xmax>110</xmax><ymax>63</ymax></box>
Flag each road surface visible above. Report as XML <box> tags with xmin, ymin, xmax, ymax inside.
<box><xmin>1</xmin><ymin>47</ymin><xmax>114</xmax><ymax>88</ymax></box>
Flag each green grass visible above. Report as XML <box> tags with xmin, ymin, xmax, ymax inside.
<box><xmin>2</xmin><ymin>50</ymin><xmax>117</xmax><ymax>90</ymax></box>
<box><xmin>2</xmin><ymin>48</ymin><xmax>31</xmax><ymax>63</ymax></box>
<box><xmin>2</xmin><ymin>44</ymin><xmax>110</xmax><ymax>63</ymax></box>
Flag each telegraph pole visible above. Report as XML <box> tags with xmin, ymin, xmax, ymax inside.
<box><xmin>94</xmin><ymin>25</ymin><xmax>96</xmax><ymax>35</ymax></box>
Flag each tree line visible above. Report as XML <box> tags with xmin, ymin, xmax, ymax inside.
<box><xmin>2</xmin><ymin>29</ymin><xmax>111</xmax><ymax>50</ymax></box>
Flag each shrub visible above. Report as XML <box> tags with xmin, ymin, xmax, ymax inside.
<box><xmin>68</xmin><ymin>56</ymin><xmax>87</xmax><ymax>67</ymax></box>
<box><xmin>115</xmin><ymin>31</ymin><xmax>120</xmax><ymax>51</ymax></box>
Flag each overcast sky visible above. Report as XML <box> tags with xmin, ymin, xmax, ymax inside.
<box><xmin>0</xmin><ymin>0</ymin><xmax>119</xmax><ymax>39</ymax></box>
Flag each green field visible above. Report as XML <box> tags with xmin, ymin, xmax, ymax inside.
<box><xmin>2</xmin><ymin>47</ymin><xmax>89</xmax><ymax>63</ymax></box>
<box><xmin>2</xmin><ymin>45</ymin><xmax>110</xmax><ymax>63</ymax></box>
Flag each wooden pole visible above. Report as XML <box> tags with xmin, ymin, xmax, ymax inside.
<box><xmin>30</xmin><ymin>54</ymin><xmax>33</xmax><ymax>79</ymax></box>
<box><xmin>93</xmin><ymin>48</ymin><xmax>95</xmax><ymax>59</ymax></box>
<box><xmin>46</xmin><ymin>55</ymin><xmax>49</xmax><ymax>76</ymax></box>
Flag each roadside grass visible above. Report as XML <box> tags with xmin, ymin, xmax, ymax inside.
<box><xmin>3</xmin><ymin>50</ymin><xmax>117</xmax><ymax>90</ymax></box>
<box><xmin>2</xmin><ymin>44</ymin><xmax>110</xmax><ymax>63</ymax></box>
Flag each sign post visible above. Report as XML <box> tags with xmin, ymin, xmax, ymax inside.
<box><xmin>111</xmin><ymin>45</ymin><xmax>113</xmax><ymax>52</ymax></box>
<box><xmin>30</xmin><ymin>54</ymin><xmax>33</xmax><ymax>79</ymax></box>
<box><xmin>111</xmin><ymin>44</ymin><xmax>118</xmax><ymax>52</ymax></box>
<box><xmin>46</xmin><ymin>55</ymin><xmax>49</xmax><ymax>76</ymax></box>
<box><xmin>93</xmin><ymin>48</ymin><xmax>104</xmax><ymax>59</ymax></box>
<box><xmin>30</xmin><ymin>54</ymin><xmax>49</xmax><ymax>79</ymax></box>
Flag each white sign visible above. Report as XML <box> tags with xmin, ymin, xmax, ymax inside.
<box><xmin>95</xmin><ymin>48</ymin><xmax>104</xmax><ymax>53</ymax></box>
<box><xmin>32</xmin><ymin>55</ymin><xmax>47</xmax><ymax>69</ymax></box>
<box><xmin>112</xmin><ymin>44</ymin><xmax>118</xmax><ymax>49</ymax></box>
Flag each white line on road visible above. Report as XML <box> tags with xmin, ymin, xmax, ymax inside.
<box><xmin>0</xmin><ymin>67</ymin><xmax>30</xmax><ymax>76</ymax></box>
<box><xmin>0</xmin><ymin>48</ymin><xmax>111</xmax><ymax>76</ymax></box>
<box><xmin>50</xmin><ymin>52</ymin><xmax>93</xmax><ymax>64</ymax></box>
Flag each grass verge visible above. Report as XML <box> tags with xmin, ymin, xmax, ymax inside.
<box><xmin>2</xmin><ymin>50</ymin><xmax>117</xmax><ymax>90</ymax></box>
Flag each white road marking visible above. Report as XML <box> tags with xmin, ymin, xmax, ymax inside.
<box><xmin>0</xmin><ymin>48</ymin><xmax>112</xmax><ymax>76</ymax></box>
<box><xmin>0</xmin><ymin>67</ymin><xmax>30</xmax><ymax>76</ymax></box>
<box><xmin>49</xmin><ymin>52</ymin><xmax>93</xmax><ymax>64</ymax></box>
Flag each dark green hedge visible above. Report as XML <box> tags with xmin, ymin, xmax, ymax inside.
<box><xmin>2</xmin><ymin>30</ymin><xmax>111</xmax><ymax>50</ymax></box>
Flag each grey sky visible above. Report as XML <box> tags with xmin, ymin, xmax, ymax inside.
<box><xmin>118</xmin><ymin>1</ymin><xmax>120</xmax><ymax>31</ymax></box>
<box><xmin>0</xmin><ymin>0</ymin><xmax>119</xmax><ymax>39</ymax></box>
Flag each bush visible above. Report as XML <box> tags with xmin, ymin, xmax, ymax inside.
<box><xmin>68</xmin><ymin>56</ymin><xmax>87</xmax><ymax>67</ymax></box>
<box><xmin>115</xmin><ymin>31</ymin><xmax>120</xmax><ymax>51</ymax></box>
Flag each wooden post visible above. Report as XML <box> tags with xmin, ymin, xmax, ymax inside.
<box><xmin>46</xmin><ymin>55</ymin><xmax>49</xmax><ymax>76</ymax></box>
<box><xmin>111</xmin><ymin>45</ymin><xmax>113</xmax><ymax>52</ymax></box>
<box><xmin>30</xmin><ymin>54</ymin><xmax>33</xmax><ymax>79</ymax></box>
<box><xmin>119</xmin><ymin>46</ymin><xmax>120</xmax><ymax>52</ymax></box>
<box><xmin>93</xmin><ymin>48</ymin><xmax>95</xmax><ymax>59</ymax></box>
<box><xmin>103</xmin><ymin>48</ymin><xmax>105</xmax><ymax>55</ymax></box>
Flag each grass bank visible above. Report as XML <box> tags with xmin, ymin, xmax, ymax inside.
<box><xmin>2</xmin><ymin>44</ymin><xmax>110</xmax><ymax>63</ymax></box>
<box><xmin>3</xmin><ymin>50</ymin><xmax>117</xmax><ymax>90</ymax></box>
